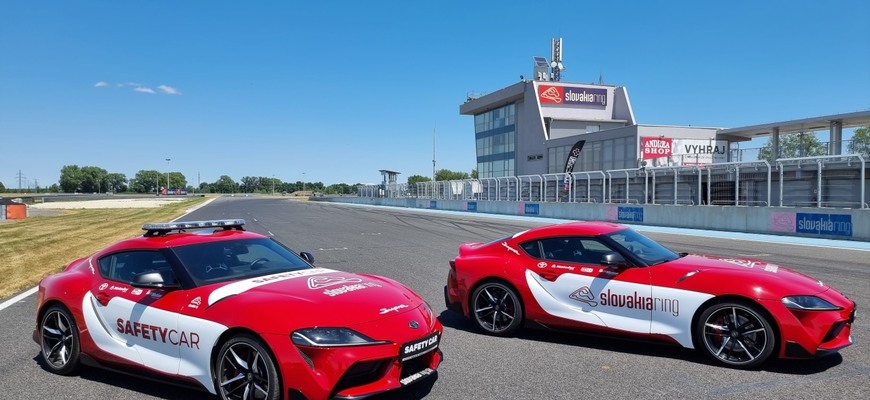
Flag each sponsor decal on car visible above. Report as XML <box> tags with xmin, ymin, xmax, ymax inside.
<box><xmin>379</xmin><ymin>304</ymin><xmax>408</xmax><ymax>314</ymax></box>
<box><xmin>536</xmin><ymin>262</ymin><xmax>548</xmax><ymax>269</ymax></box>
<box><xmin>569</xmin><ymin>286</ymin><xmax>598</xmax><ymax>306</ymax></box>
<box><xmin>567</xmin><ymin>287</ymin><xmax>680</xmax><ymax>316</ymax></box>
<box><xmin>721</xmin><ymin>259</ymin><xmax>781</xmax><ymax>272</ymax></box>
<box><xmin>131</xmin><ymin>288</ymin><xmax>143</xmax><ymax>296</ymax></box>
<box><xmin>208</xmin><ymin>268</ymin><xmax>336</xmax><ymax>306</ymax></box>
<box><xmin>598</xmin><ymin>289</ymin><xmax>680</xmax><ymax>317</ymax></box>
<box><xmin>188</xmin><ymin>296</ymin><xmax>202</xmax><ymax>309</ymax></box>
<box><xmin>399</xmin><ymin>368</ymin><xmax>435</xmax><ymax>386</ymax></box>
<box><xmin>308</xmin><ymin>275</ymin><xmax>363</xmax><ymax>289</ymax></box>
<box><xmin>116</xmin><ymin>318</ymin><xmax>200</xmax><ymax>349</ymax></box>
<box><xmin>501</xmin><ymin>242</ymin><xmax>520</xmax><ymax>256</ymax></box>
<box><xmin>99</xmin><ymin>283</ymin><xmax>108</xmax><ymax>290</ymax></box>
<box><xmin>400</xmin><ymin>332</ymin><xmax>439</xmax><ymax>361</ymax></box>
<box><xmin>109</xmin><ymin>285</ymin><xmax>129</xmax><ymax>293</ymax></box>
<box><xmin>322</xmin><ymin>282</ymin><xmax>382</xmax><ymax>297</ymax></box>
<box><xmin>549</xmin><ymin>263</ymin><xmax>575</xmax><ymax>271</ymax></box>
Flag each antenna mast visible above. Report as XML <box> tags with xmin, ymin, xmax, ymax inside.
<box><xmin>550</xmin><ymin>38</ymin><xmax>565</xmax><ymax>82</ymax></box>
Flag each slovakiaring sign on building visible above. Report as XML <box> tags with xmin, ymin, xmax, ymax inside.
<box><xmin>640</xmin><ymin>137</ymin><xmax>727</xmax><ymax>166</ymax></box>
<box><xmin>538</xmin><ymin>85</ymin><xmax>608</xmax><ymax>106</ymax></box>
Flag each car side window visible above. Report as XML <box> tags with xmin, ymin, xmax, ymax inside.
<box><xmin>98</xmin><ymin>251</ymin><xmax>170</xmax><ymax>283</ymax></box>
<box><xmin>519</xmin><ymin>241</ymin><xmax>542</xmax><ymax>258</ymax></box>
<box><xmin>536</xmin><ymin>237</ymin><xmax>616</xmax><ymax>264</ymax></box>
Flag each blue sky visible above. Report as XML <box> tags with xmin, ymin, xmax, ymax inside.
<box><xmin>1</xmin><ymin>0</ymin><xmax>868</xmax><ymax>189</ymax></box>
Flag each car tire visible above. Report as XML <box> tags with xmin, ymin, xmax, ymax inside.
<box><xmin>695</xmin><ymin>301</ymin><xmax>776</xmax><ymax>369</ymax></box>
<box><xmin>39</xmin><ymin>304</ymin><xmax>81</xmax><ymax>375</ymax></box>
<box><xmin>215</xmin><ymin>333</ymin><xmax>282</xmax><ymax>400</ymax></box>
<box><xmin>470</xmin><ymin>280</ymin><xmax>523</xmax><ymax>336</ymax></box>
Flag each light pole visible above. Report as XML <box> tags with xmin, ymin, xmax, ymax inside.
<box><xmin>165</xmin><ymin>158</ymin><xmax>171</xmax><ymax>193</ymax></box>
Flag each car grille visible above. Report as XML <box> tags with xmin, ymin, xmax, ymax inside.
<box><xmin>822</xmin><ymin>320</ymin><xmax>847</xmax><ymax>343</ymax></box>
<box><xmin>333</xmin><ymin>359</ymin><xmax>388</xmax><ymax>393</ymax></box>
<box><xmin>400</xmin><ymin>354</ymin><xmax>427</xmax><ymax>381</ymax></box>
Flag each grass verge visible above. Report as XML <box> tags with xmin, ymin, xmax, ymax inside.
<box><xmin>0</xmin><ymin>197</ymin><xmax>209</xmax><ymax>300</ymax></box>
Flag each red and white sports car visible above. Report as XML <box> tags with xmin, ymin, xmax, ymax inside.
<box><xmin>35</xmin><ymin>219</ymin><xmax>442</xmax><ymax>400</ymax></box>
<box><xmin>444</xmin><ymin>221</ymin><xmax>855</xmax><ymax>368</ymax></box>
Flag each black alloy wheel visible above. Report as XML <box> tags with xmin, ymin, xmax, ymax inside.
<box><xmin>216</xmin><ymin>334</ymin><xmax>281</xmax><ymax>400</ymax></box>
<box><xmin>696</xmin><ymin>301</ymin><xmax>776</xmax><ymax>369</ymax></box>
<box><xmin>471</xmin><ymin>281</ymin><xmax>523</xmax><ymax>336</ymax></box>
<box><xmin>40</xmin><ymin>304</ymin><xmax>81</xmax><ymax>375</ymax></box>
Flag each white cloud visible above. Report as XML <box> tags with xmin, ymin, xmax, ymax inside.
<box><xmin>157</xmin><ymin>85</ymin><xmax>181</xmax><ymax>95</ymax></box>
<box><xmin>94</xmin><ymin>81</ymin><xmax>108</xmax><ymax>87</ymax></box>
<box><xmin>133</xmin><ymin>86</ymin><xmax>156</xmax><ymax>94</ymax></box>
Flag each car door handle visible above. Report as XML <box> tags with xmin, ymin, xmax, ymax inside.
<box><xmin>96</xmin><ymin>292</ymin><xmax>111</xmax><ymax>306</ymax></box>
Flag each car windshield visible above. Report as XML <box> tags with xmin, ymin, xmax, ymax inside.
<box><xmin>605</xmin><ymin>228</ymin><xmax>679</xmax><ymax>265</ymax></box>
<box><xmin>173</xmin><ymin>238</ymin><xmax>312</xmax><ymax>285</ymax></box>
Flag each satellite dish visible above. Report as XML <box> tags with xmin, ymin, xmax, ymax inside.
<box><xmin>550</xmin><ymin>61</ymin><xmax>557</xmax><ymax>68</ymax></box>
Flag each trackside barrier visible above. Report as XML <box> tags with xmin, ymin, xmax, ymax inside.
<box><xmin>362</xmin><ymin>155</ymin><xmax>866</xmax><ymax>209</ymax></box>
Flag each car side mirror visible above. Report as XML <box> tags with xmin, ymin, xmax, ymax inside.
<box><xmin>132</xmin><ymin>271</ymin><xmax>181</xmax><ymax>290</ymax></box>
<box><xmin>299</xmin><ymin>251</ymin><xmax>315</xmax><ymax>264</ymax></box>
<box><xmin>600</xmin><ymin>252</ymin><xmax>628</xmax><ymax>267</ymax></box>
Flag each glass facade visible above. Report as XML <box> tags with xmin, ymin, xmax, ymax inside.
<box><xmin>548</xmin><ymin>136</ymin><xmax>636</xmax><ymax>173</ymax></box>
<box><xmin>475</xmin><ymin>104</ymin><xmax>516</xmax><ymax>177</ymax></box>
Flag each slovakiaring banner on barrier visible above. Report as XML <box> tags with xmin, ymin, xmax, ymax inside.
<box><xmin>562</xmin><ymin>140</ymin><xmax>586</xmax><ymax>193</ymax></box>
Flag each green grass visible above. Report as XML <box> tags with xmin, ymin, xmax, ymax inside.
<box><xmin>0</xmin><ymin>197</ymin><xmax>209</xmax><ymax>299</ymax></box>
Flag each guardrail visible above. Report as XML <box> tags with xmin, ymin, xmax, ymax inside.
<box><xmin>360</xmin><ymin>154</ymin><xmax>868</xmax><ymax>209</ymax></box>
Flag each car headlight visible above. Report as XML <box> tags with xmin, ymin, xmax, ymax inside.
<box><xmin>782</xmin><ymin>296</ymin><xmax>841</xmax><ymax>311</ymax></box>
<box><xmin>291</xmin><ymin>328</ymin><xmax>389</xmax><ymax>347</ymax></box>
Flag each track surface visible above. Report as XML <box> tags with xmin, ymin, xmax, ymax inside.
<box><xmin>2</xmin><ymin>197</ymin><xmax>868</xmax><ymax>399</ymax></box>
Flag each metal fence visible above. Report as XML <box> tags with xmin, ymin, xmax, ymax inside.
<box><xmin>358</xmin><ymin>154</ymin><xmax>868</xmax><ymax>209</ymax></box>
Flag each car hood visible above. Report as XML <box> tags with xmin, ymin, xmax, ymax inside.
<box><xmin>204</xmin><ymin>268</ymin><xmax>424</xmax><ymax>326</ymax></box>
<box><xmin>664</xmin><ymin>254</ymin><xmax>829</xmax><ymax>296</ymax></box>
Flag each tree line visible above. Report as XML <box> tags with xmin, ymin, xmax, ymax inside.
<box><xmin>5</xmin><ymin>166</ymin><xmax>365</xmax><ymax>195</ymax></box>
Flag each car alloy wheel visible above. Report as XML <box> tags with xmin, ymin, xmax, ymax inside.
<box><xmin>471</xmin><ymin>281</ymin><xmax>523</xmax><ymax>336</ymax></box>
<box><xmin>697</xmin><ymin>301</ymin><xmax>775</xmax><ymax>368</ymax></box>
<box><xmin>216</xmin><ymin>334</ymin><xmax>281</xmax><ymax>400</ymax></box>
<box><xmin>40</xmin><ymin>304</ymin><xmax>81</xmax><ymax>375</ymax></box>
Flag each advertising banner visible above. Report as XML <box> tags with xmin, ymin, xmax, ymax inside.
<box><xmin>640</xmin><ymin>137</ymin><xmax>727</xmax><ymax>166</ymax></box>
<box><xmin>562</xmin><ymin>140</ymin><xmax>586</xmax><ymax>192</ymax></box>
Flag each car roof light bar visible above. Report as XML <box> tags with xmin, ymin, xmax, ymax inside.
<box><xmin>142</xmin><ymin>219</ymin><xmax>246</xmax><ymax>237</ymax></box>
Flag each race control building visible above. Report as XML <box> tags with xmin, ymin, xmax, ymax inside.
<box><xmin>459</xmin><ymin>79</ymin><xmax>729</xmax><ymax>179</ymax></box>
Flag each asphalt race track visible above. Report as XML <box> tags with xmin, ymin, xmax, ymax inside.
<box><xmin>2</xmin><ymin>197</ymin><xmax>868</xmax><ymax>399</ymax></box>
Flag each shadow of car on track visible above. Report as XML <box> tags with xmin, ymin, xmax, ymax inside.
<box><xmin>436</xmin><ymin>310</ymin><xmax>844</xmax><ymax>374</ymax></box>
<box><xmin>33</xmin><ymin>353</ymin><xmax>439</xmax><ymax>400</ymax></box>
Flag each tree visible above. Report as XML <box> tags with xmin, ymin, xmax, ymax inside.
<box><xmin>407</xmin><ymin>175</ymin><xmax>431</xmax><ymax>185</ymax></box>
<box><xmin>847</xmin><ymin>126</ymin><xmax>870</xmax><ymax>156</ymax></box>
<box><xmin>0</xmin><ymin>181</ymin><xmax>5</xmax><ymax>192</ymax></box>
<box><xmin>80</xmin><ymin>166</ymin><xmax>109</xmax><ymax>193</ymax></box>
<box><xmin>435</xmin><ymin>169</ymin><xmax>470</xmax><ymax>181</ymax></box>
<box><xmin>213</xmin><ymin>175</ymin><xmax>238</xmax><ymax>193</ymax></box>
<box><xmin>759</xmin><ymin>132</ymin><xmax>826</xmax><ymax>161</ymax></box>
<box><xmin>104</xmin><ymin>173</ymin><xmax>128</xmax><ymax>193</ymax></box>
<box><xmin>131</xmin><ymin>170</ymin><xmax>162</xmax><ymax>194</ymax></box>
<box><xmin>239</xmin><ymin>176</ymin><xmax>260</xmax><ymax>193</ymax></box>
<box><xmin>59</xmin><ymin>165</ymin><xmax>83</xmax><ymax>193</ymax></box>
<box><xmin>165</xmin><ymin>172</ymin><xmax>187</xmax><ymax>190</ymax></box>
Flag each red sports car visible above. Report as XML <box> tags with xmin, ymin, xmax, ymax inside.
<box><xmin>35</xmin><ymin>219</ymin><xmax>442</xmax><ymax>400</ymax></box>
<box><xmin>445</xmin><ymin>221</ymin><xmax>855</xmax><ymax>368</ymax></box>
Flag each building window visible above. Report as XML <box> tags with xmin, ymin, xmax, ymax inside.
<box><xmin>475</xmin><ymin>104</ymin><xmax>516</xmax><ymax>178</ymax></box>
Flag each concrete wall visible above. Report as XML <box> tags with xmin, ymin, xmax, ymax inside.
<box><xmin>318</xmin><ymin>196</ymin><xmax>870</xmax><ymax>241</ymax></box>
